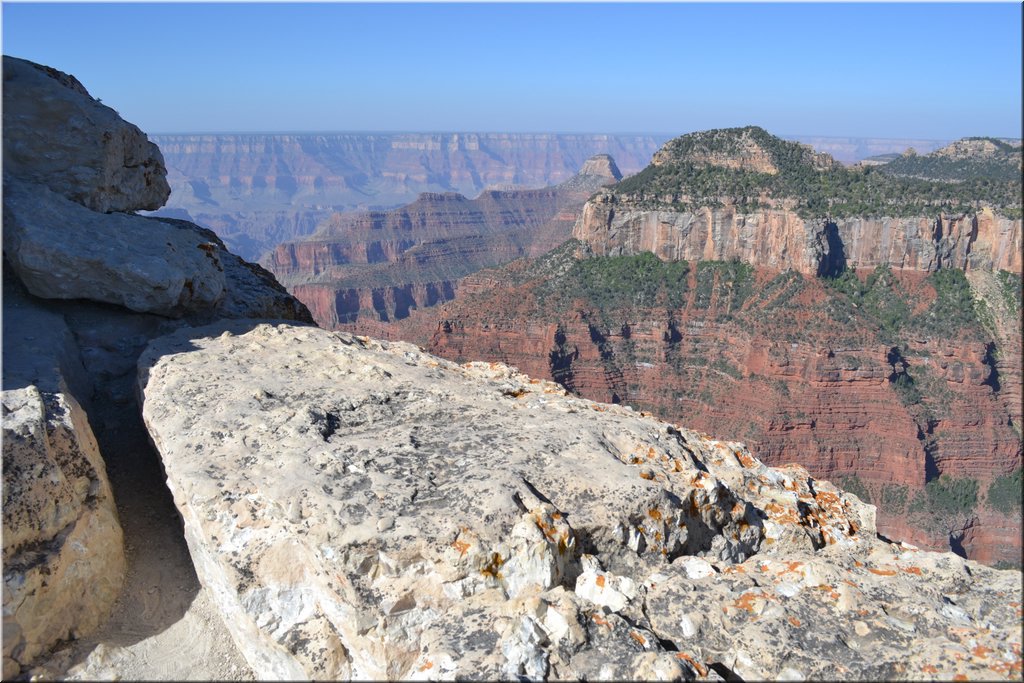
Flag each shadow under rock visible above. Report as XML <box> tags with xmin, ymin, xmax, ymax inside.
<box><xmin>16</xmin><ymin>296</ymin><xmax>305</xmax><ymax>677</ymax></box>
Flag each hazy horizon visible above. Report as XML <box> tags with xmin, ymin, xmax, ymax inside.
<box><xmin>3</xmin><ymin>2</ymin><xmax>1021</xmax><ymax>140</ymax></box>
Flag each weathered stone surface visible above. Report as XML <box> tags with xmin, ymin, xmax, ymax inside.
<box><xmin>137</xmin><ymin>322</ymin><xmax>1021</xmax><ymax>680</ymax></box>
<box><xmin>2</xmin><ymin>56</ymin><xmax>170</xmax><ymax>213</ymax></box>
<box><xmin>2</xmin><ymin>293</ymin><xmax>125</xmax><ymax>679</ymax></box>
<box><xmin>3</xmin><ymin>178</ymin><xmax>226</xmax><ymax>317</ymax></box>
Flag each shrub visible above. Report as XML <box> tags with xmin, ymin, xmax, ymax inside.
<box><xmin>920</xmin><ymin>475</ymin><xmax>979</xmax><ymax>515</ymax></box>
<box><xmin>838</xmin><ymin>475</ymin><xmax>872</xmax><ymax>504</ymax></box>
<box><xmin>880</xmin><ymin>484</ymin><xmax>909</xmax><ymax>514</ymax></box>
<box><xmin>986</xmin><ymin>468</ymin><xmax>1022</xmax><ymax>514</ymax></box>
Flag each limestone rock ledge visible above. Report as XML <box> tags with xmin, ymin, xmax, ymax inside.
<box><xmin>137</xmin><ymin>322</ymin><xmax>1022</xmax><ymax>681</ymax></box>
<box><xmin>2</xmin><ymin>302</ymin><xmax>125</xmax><ymax>679</ymax></box>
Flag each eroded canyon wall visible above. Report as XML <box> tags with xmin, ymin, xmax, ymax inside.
<box><xmin>574</xmin><ymin>197</ymin><xmax>1022</xmax><ymax>276</ymax></box>
<box><xmin>152</xmin><ymin>133</ymin><xmax>666</xmax><ymax>260</ymax></box>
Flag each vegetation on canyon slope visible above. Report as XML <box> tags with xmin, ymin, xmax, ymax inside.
<box><xmin>613</xmin><ymin>126</ymin><xmax>1022</xmax><ymax>219</ymax></box>
<box><xmin>878</xmin><ymin>137</ymin><xmax>1022</xmax><ymax>184</ymax></box>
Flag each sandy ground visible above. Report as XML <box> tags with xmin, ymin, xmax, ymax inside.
<box><xmin>27</xmin><ymin>382</ymin><xmax>254</xmax><ymax>681</ymax></box>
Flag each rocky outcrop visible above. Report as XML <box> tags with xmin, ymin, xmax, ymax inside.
<box><xmin>2</xmin><ymin>56</ymin><xmax>313</xmax><ymax>678</ymax></box>
<box><xmin>267</xmin><ymin>158</ymin><xmax>621</xmax><ymax>325</ymax></box>
<box><xmin>137</xmin><ymin>322</ymin><xmax>1021</xmax><ymax>681</ymax></box>
<box><xmin>574</xmin><ymin>198</ymin><xmax>1023</xmax><ymax>275</ymax></box>
<box><xmin>152</xmin><ymin>133</ymin><xmax>665</xmax><ymax>260</ymax></box>
<box><xmin>3</xmin><ymin>178</ymin><xmax>226</xmax><ymax>316</ymax></box>
<box><xmin>2</xmin><ymin>56</ymin><xmax>170</xmax><ymax>213</ymax></box>
<box><xmin>2</xmin><ymin>287</ymin><xmax>126</xmax><ymax>679</ymax></box>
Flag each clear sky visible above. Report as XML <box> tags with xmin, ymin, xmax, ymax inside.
<box><xmin>2</xmin><ymin>2</ymin><xmax>1021</xmax><ymax>139</ymax></box>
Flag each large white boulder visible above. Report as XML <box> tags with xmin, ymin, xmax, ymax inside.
<box><xmin>137</xmin><ymin>322</ymin><xmax>1021</xmax><ymax>680</ymax></box>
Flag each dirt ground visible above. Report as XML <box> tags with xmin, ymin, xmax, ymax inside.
<box><xmin>27</xmin><ymin>381</ymin><xmax>254</xmax><ymax>681</ymax></box>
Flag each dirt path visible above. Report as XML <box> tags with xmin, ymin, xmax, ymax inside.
<box><xmin>25</xmin><ymin>321</ymin><xmax>254</xmax><ymax>681</ymax></box>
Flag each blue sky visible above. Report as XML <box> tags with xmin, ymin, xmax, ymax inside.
<box><xmin>3</xmin><ymin>2</ymin><xmax>1021</xmax><ymax>139</ymax></box>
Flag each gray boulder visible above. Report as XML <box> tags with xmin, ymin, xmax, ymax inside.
<box><xmin>3</xmin><ymin>178</ymin><xmax>226</xmax><ymax>317</ymax></box>
<box><xmin>2</xmin><ymin>56</ymin><xmax>170</xmax><ymax>212</ymax></box>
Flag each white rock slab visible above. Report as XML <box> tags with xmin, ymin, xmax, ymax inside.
<box><xmin>137</xmin><ymin>323</ymin><xmax>1021</xmax><ymax>681</ymax></box>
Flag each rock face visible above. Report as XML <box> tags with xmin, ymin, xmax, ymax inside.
<box><xmin>2</xmin><ymin>56</ymin><xmax>313</xmax><ymax>678</ymax></box>
<box><xmin>3</xmin><ymin>178</ymin><xmax>226</xmax><ymax>316</ymax></box>
<box><xmin>2</xmin><ymin>56</ymin><xmax>170</xmax><ymax>213</ymax></box>
<box><xmin>2</xmin><ymin>289</ymin><xmax>126</xmax><ymax>679</ymax></box>
<box><xmin>152</xmin><ymin>132</ymin><xmax>665</xmax><ymax>260</ymax></box>
<box><xmin>138</xmin><ymin>322</ymin><xmax>1022</xmax><ymax>681</ymax></box>
<box><xmin>266</xmin><ymin>157</ymin><xmax>621</xmax><ymax>325</ymax></box>
<box><xmin>574</xmin><ymin>198</ymin><xmax>1023</xmax><ymax>276</ymax></box>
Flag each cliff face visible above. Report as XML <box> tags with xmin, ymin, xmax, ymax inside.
<box><xmin>360</xmin><ymin>245</ymin><xmax>1022</xmax><ymax>567</ymax></box>
<box><xmin>266</xmin><ymin>157</ymin><xmax>621</xmax><ymax>324</ymax></box>
<box><xmin>574</xmin><ymin>196</ymin><xmax>1022</xmax><ymax>276</ymax></box>
<box><xmin>152</xmin><ymin>133</ymin><xmax>663</xmax><ymax>259</ymax></box>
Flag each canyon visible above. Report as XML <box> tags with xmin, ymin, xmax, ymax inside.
<box><xmin>3</xmin><ymin>57</ymin><xmax>1021</xmax><ymax>682</ymax></box>
<box><xmin>151</xmin><ymin>132</ymin><xmax>949</xmax><ymax>262</ymax></box>
<box><xmin>305</xmin><ymin>129</ymin><xmax>1023</xmax><ymax>568</ymax></box>
<box><xmin>150</xmin><ymin>132</ymin><xmax>666</xmax><ymax>260</ymax></box>
<box><xmin>266</xmin><ymin>154</ymin><xmax>622</xmax><ymax>326</ymax></box>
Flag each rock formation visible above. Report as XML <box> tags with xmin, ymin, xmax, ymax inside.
<box><xmin>266</xmin><ymin>156</ymin><xmax>621</xmax><ymax>326</ymax></box>
<box><xmin>3</xmin><ymin>57</ymin><xmax>170</xmax><ymax>213</ymax></box>
<box><xmin>574</xmin><ymin>200</ymin><xmax>1022</xmax><ymax>275</ymax></box>
<box><xmin>340</xmin><ymin>129</ymin><xmax>1021</xmax><ymax>567</ymax></box>
<box><xmin>4</xmin><ymin>59</ymin><xmax>1022</xmax><ymax>682</ymax></box>
<box><xmin>2</xmin><ymin>284</ymin><xmax>125</xmax><ymax>679</ymax></box>
<box><xmin>137</xmin><ymin>321</ymin><xmax>1022</xmax><ymax>681</ymax></box>
<box><xmin>2</xmin><ymin>55</ymin><xmax>311</xmax><ymax>678</ymax></box>
<box><xmin>151</xmin><ymin>132</ymin><xmax>664</xmax><ymax>260</ymax></box>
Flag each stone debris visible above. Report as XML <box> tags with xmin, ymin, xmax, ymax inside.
<box><xmin>138</xmin><ymin>322</ymin><xmax>1023</xmax><ymax>681</ymax></box>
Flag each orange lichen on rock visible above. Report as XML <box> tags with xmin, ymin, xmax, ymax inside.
<box><xmin>451</xmin><ymin>539</ymin><xmax>471</xmax><ymax>557</ymax></box>
<box><xmin>901</xmin><ymin>566</ymin><xmax>923</xmax><ymax>576</ymax></box>
<box><xmin>733</xmin><ymin>448</ymin><xmax>757</xmax><ymax>469</ymax></box>
<box><xmin>591</xmin><ymin>612</ymin><xmax>610</xmax><ymax>628</ymax></box>
<box><xmin>596</xmin><ymin>575</ymin><xmax>606</xmax><ymax>588</ymax></box>
<box><xmin>868</xmin><ymin>567</ymin><xmax>897</xmax><ymax>576</ymax></box>
<box><xmin>629</xmin><ymin>631</ymin><xmax>647</xmax><ymax>647</ymax></box>
<box><xmin>675</xmin><ymin>652</ymin><xmax>709</xmax><ymax>677</ymax></box>
<box><xmin>419</xmin><ymin>660</ymin><xmax>434</xmax><ymax>672</ymax></box>
<box><xmin>788</xmin><ymin>616</ymin><xmax>802</xmax><ymax>627</ymax></box>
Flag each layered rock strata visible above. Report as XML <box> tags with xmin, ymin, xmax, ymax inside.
<box><xmin>138</xmin><ymin>322</ymin><xmax>1022</xmax><ymax>681</ymax></box>
<box><xmin>268</xmin><ymin>156</ymin><xmax>622</xmax><ymax>325</ymax></box>
<box><xmin>365</xmin><ymin>250</ymin><xmax>1022</xmax><ymax>566</ymax></box>
<box><xmin>574</xmin><ymin>199</ymin><xmax>1022</xmax><ymax>276</ymax></box>
<box><xmin>152</xmin><ymin>133</ymin><xmax>665</xmax><ymax>260</ymax></box>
